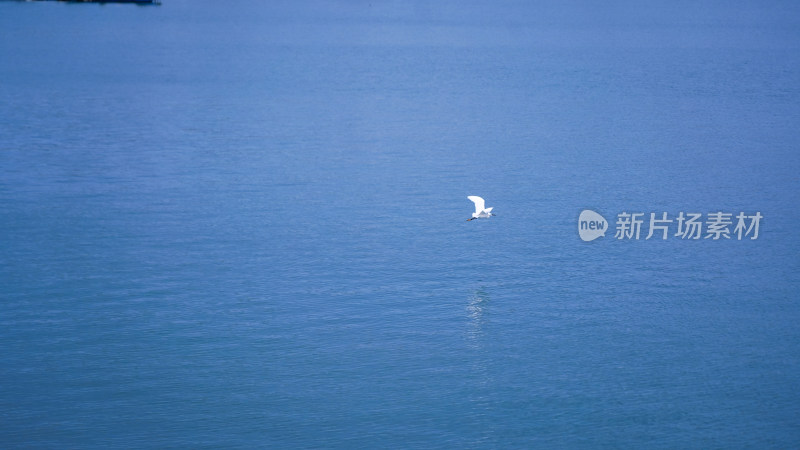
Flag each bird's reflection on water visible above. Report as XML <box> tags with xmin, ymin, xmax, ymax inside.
<box><xmin>465</xmin><ymin>287</ymin><xmax>495</xmax><ymax>395</ymax></box>
<box><xmin>466</xmin><ymin>287</ymin><xmax>490</xmax><ymax>348</ymax></box>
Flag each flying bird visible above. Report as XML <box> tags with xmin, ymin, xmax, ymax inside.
<box><xmin>467</xmin><ymin>196</ymin><xmax>495</xmax><ymax>221</ymax></box>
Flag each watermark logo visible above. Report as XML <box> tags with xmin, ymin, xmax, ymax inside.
<box><xmin>578</xmin><ymin>210</ymin><xmax>763</xmax><ymax>241</ymax></box>
<box><xmin>578</xmin><ymin>210</ymin><xmax>608</xmax><ymax>241</ymax></box>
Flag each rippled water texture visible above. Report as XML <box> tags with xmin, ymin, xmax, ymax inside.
<box><xmin>2</xmin><ymin>1</ymin><xmax>800</xmax><ymax>447</ymax></box>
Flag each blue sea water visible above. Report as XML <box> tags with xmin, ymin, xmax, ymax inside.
<box><xmin>2</xmin><ymin>0</ymin><xmax>800</xmax><ymax>447</ymax></box>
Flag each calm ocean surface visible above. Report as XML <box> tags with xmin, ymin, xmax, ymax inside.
<box><xmin>2</xmin><ymin>1</ymin><xmax>800</xmax><ymax>447</ymax></box>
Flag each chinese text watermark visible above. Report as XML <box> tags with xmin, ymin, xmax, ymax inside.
<box><xmin>579</xmin><ymin>210</ymin><xmax>762</xmax><ymax>242</ymax></box>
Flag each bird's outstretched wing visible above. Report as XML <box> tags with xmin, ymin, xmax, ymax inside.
<box><xmin>467</xmin><ymin>196</ymin><xmax>485</xmax><ymax>214</ymax></box>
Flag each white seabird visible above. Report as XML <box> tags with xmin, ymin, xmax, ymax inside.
<box><xmin>466</xmin><ymin>196</ymin><xmax>495</xmax><ymax>221</ymax></box>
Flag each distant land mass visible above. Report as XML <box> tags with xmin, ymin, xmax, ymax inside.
<box><xmin>27</xmin><ymin>0</ymin><xmax>160</xmax><ymax>4</ymax></box>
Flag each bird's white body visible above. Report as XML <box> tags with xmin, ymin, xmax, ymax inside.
<box><xmin>467</xmin><ymin>196</ymin><xmax>494</xmax><ymax>219</ymax></box>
